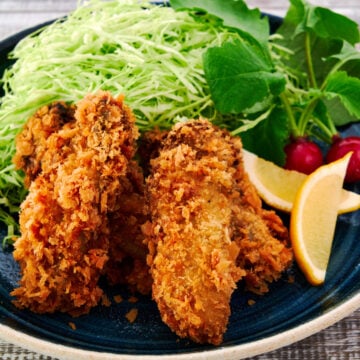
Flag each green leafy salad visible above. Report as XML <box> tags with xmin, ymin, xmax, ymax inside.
<box><xmin>0</xmin><ymin>0</ymin><xmax>359</xmax><ymax>243</ymax></box>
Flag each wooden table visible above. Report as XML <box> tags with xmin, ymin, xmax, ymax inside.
<box><xmin>0</xmin><ymin>1</ymin><xmax>359</xmax><ymax>359</ymax></box>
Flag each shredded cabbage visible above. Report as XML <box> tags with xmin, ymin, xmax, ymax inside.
<box><xmin>0</xmin><ymin>0</ymin><xmax>238</xmax><ymax>239</ymax></box>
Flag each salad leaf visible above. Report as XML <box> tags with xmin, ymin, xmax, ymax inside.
<box><xmin>240</xmin><ymin>106</ymin><xmax>289</xmax><ymax>164</ymax></box>
<box><xmin>279</xmin><ymin>0</ymin><xmax>359</xmax><ymax>44</ymax></box>
<box><xmin>275</xmin><ymin>0</ymin><xmax>359</xmax><ymax>87</ymax></box>
<box><xmin>170</xmin><ymin>0</ymin><xmax>270</xmax><ymax>46</ymax></box>
<box><xmin>324</xmin><ymin>97</ymin><xmax>359</xmax><ymax>127</ymax></box>
<box><xmin>280</xmin><ymin>35</ymin><xmax>343</xmax><ymax>87</ymax></box>
<box><xmin>328</xmin><ymin>42</ymin><xmax>360</xmax><ymax>79</ymax></box>
<box><xmin>203</xmin><ymin>39</ymin><xmax>286</xmax><ymax>114</ymax></box>
<box><xmin>325</xmin><ymin>71</ymin><xmax>360</xmax><ymax>119</ymax></box>
<box><xmin>305</xmin><ymin>6</ymin><xmax>359</xmax><ymax>44</ymax></box>
<box><xmin>330</xmin><ymin>42</ymin><xmax>360</xmax><ymax>64</ymax></box>
<box><xmin>268</xmin><ymin>0</ymin><xmax>360</xmax><ymax>136</ymax></box>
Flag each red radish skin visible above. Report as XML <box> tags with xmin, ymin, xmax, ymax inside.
<box><xmin>284</xmin><ymin>138</ymin><xmax>323</xmax><ymax>175</ymax></box>
<box><xmin>326</xmin><ymin>136</ymin><xmax>360</xmax><ymax>183</ymax></box>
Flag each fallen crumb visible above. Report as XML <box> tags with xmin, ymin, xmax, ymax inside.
<box><xmin>125</xmin><ymin>308</ymin><xmax>138</xmax><ymax>323</ymax></box>
<box><xmin>128</xmin><ymin>296</ymin><xmax>138</xmax><ymax>303</ymax></box>
<box><xmin>247</xmin><ymin>299</ymin><xmax>256</xmax><ymax>306</ymax></box>
<box><xmin>287</xmin><ymin>275</ymin><xmax>295</xmax><ymax>284</ymax></box>
<box><xmin>68</xmin><ymin>322</ymin><xmax>76</xmax><ymax>330</ymax></box>
<box><xmin>113</xmin><ymin>294</ymin><xmax>123</xmax><ymax>304</ymax></box>
<box><xmin>101</xmin><ymin>294</ymin><xmax>111</xmax><ymax>307</ymax></box>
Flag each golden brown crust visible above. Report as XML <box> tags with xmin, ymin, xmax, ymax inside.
<box><xmin>13</xmin><ymin>101</ymin><xmax>75</xmax><ymax>187</ymax></box>
<box><xmin>145</xmin><ymin>119</ymin><xmax>245</xmax><ymax>345</ymax></box>
<box><xmin>11</xmin><ymin>92</ymin><xmax>139</xmax><ymax>315</ymax></box>
<box><xmin>232</xmin><ymin>159</ymin><xmax>293</xmax><ymax>294</ymax></box>
<box><xmin>104</xmin><ymin>160</ymin><xmax>152</xmax><ymax>295</ymax></box>
<box><xmin>145</xmin><ymin>119</ymin><xmax>293</xmax><ymax>344</ymax></box>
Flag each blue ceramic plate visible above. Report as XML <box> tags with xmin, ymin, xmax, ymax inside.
<box><xmin>0</xmin><ymin>13</ymin><xmax>359</xmax><ymax>360</ymax></box>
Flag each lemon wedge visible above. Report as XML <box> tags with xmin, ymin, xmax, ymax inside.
<box><xmin>242</xmin><ymin>149</ymin><xmax>360</xmax><ymax>214</ymax></box>
<box><xmin>290</xmin><ymin>152</ymin><xmax>352</xmax><ymax>285</ymax></box>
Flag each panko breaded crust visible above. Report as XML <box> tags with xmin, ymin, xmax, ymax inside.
<box><xmin>163</xmin><ymin>120</ymin><xmax>293</xmax><ymax>295</ymax></box>
<box><xmin>13</xmin><ymin>101</ymin><xmax>75</xmax><ymax>188</ymax></box>
<box><xmin>11</xmin><ymin>91</ymin><xmax>139</xmax><ymax>315</ymax></box>
<box><xmin>231</xmin><ymin>152</ymin><xmax>293</xmax><ymax>295</ymax></box>
<box><xmin>145</xmin><ymin>119</ymin><xmax>293</xmax><ymax>345</ymax></box>
<box><xmin>145</xmin><ymin>119</ymin><xmax>246</xmax><ymax>345</ymax></box>
<box><xmin>105</xmin><ymin>160</ymin><xmax>152</xmax><ymax>295</ymax></box>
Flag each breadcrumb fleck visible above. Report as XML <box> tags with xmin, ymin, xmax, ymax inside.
<box><xmin>125</xmin><ymin>308</ymin><xmax>138</xmax><ymax>323</ymax></box>
<box><xmin>101</xmin><ymin>294</ymin><xmax>111</xmax><ymax>307</ymax></box>
<box><xmin>68</xmin><ymin>322</ymin><xmax>76</xmax><ymax>330</ymax></box>
<box><xmin>128</xmin><ymin>296</ymin><xmax>138</xmax><ymax>303</ymax></box>
<box><xmin>113</xmin><ymin>294</ymin><xmax>123</xmax><ymax>304</ymax></box>
<box><xmin>247</xmin><ymin>299</ymin><xmax>256</xmax><ymax>306</ymax></box>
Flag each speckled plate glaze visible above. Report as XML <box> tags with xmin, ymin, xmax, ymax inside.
<box><xmin>0</xmin><ymin>14</ymin><xmax>359</xmax><ymax>360</ymax></box>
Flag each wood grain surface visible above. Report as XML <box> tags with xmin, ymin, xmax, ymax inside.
<box><xmin>0</xmin><ymin>1</ymin><xmax>359</xmax><ymax>359</ymax></box>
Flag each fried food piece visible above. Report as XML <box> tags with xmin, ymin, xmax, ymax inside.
<box><xmin>232</xmin><ymin>208</ymin><xmax>292</xmax><ymax>294</ymax></box>
<box><xmin>11</xmin><ymin>91</ymin><xmax>138</xmax><ymax>315</ymax></box>
<box><xmin>145</xmin><ymin>119</ymin><xmax>245</xmax><ymax>345</ymax></box>
<box><xmin>160</xmin><ymin>120</ymin><xmax>292</xmax><ymax>295</ymax></box>
<box><xmin>13</xmin><ymin>91</ymin><xmax>151</xmax><ymax>299</ymax></box>
<box><xmin>105</xmin><ymin>160</ymin><xmax>152</xmax><ymax>295</ymax></box>
<box><xmin>13</xmin><ymin>101</ymin><xmax>75</xmax><ymax>187</ymax></box>
<box><xmin>145</xmin><ymin>119</ymin><xmax>293</xmax><ymax>344</ymax></box>
<box><xmin>231</xmin><ymin>152</ymin><xmax>293</xmax><ymax>295</ymax></box>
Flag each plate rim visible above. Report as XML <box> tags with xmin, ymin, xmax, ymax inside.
<box><xmin>0</xmin><ymin>8</ymin><xmax>359</xmax><ymax>360</ymax></box>
<box><xmin>0</xmin><ymin>292</ymin><xmax>358</xmax><ymax>359</ymax></box>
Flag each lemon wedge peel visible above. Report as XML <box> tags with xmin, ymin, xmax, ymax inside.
<box><xmin>242</xmin><ymin>149</ymin><xmax>360</xmax><ymax>214</ymax></box>
<box><xmin>338</xmin><ymin>190</ymin><xmax>360</xmax><ymax>214</ymax></box>
<box><xmin>290</xmin><ymin>152</ymin><xmax>353</xmax><ymax>286</ymax></box>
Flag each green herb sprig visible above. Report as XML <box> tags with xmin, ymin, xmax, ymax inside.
<box><xmin>172</xmin><ymin>0</ymin><xmax>360</xmax><ymax>164</ymax></box>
